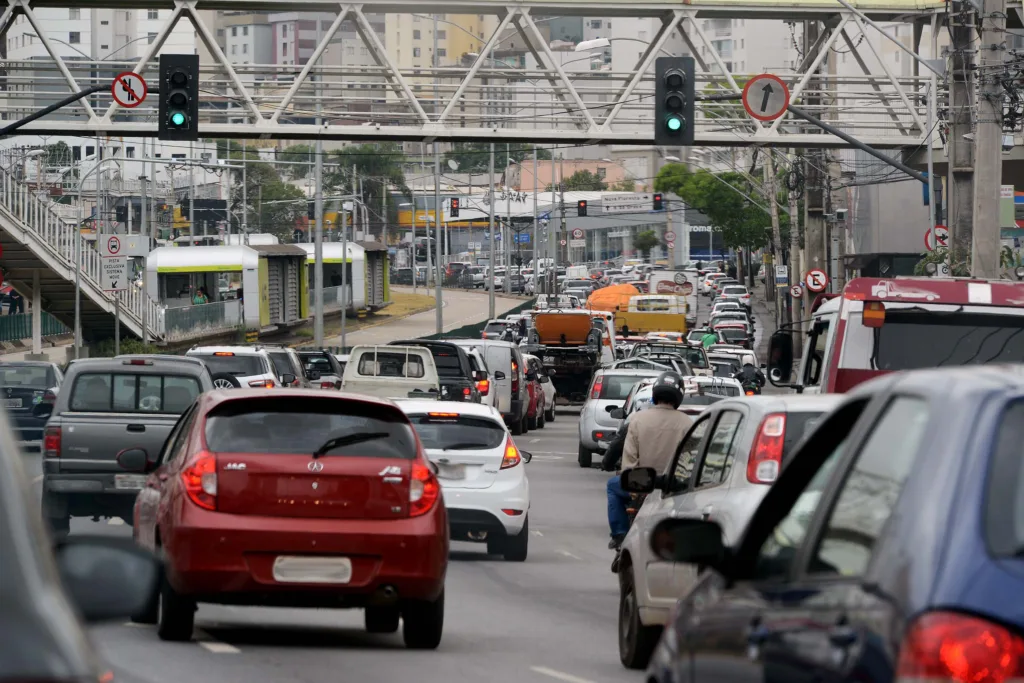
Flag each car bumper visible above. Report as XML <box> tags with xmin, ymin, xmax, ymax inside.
<box><xmin>42</xmin><ymin>473</ymin><xmax>141</xmax><ymax>517</ymax></box>
<box><xmin>442</xmin><ymin>475</ymin><xmax>529</xmax><ymax>539</ymax></box>
<box><xmin>162</xmin><ymin>505</ymin><xmax>448</xmax><ymax>605</ymax></box>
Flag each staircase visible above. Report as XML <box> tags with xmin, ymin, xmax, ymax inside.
<box><xmin>0</xmin><ymin>166</ymin><xmax>163</xmax><ymax>342</ymax></box>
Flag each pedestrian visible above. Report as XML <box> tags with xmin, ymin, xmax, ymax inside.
<box><xmin>6</xmin><ymin>291</ymin><xmax>18</xmax><ymax>316</ymax></box>
<box><xmin>192</xmin><ymin>286</ymin><xmax>209</xmax><ymax>305</ymax></box>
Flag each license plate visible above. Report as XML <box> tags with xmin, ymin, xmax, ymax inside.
<box><xmin>437</xmin><ymin>463</ymin><xmax>466</xmax><ymax>480</ymax></box>
<box><xmin>2</xmin><ymin>398</ymin><xmax>22</xmax><ymax>408</ymax></box>
<box><xmin>273</xmin><ymin>556</ymin><xmax>352</xmax><ymax>584</ymax></box>
<box><xmin>114</xmin><ymin>474</ymin><xmax>146</xmax><ymax>490</ymax></box>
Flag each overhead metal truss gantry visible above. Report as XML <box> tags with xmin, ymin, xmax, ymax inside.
<box><xmin>0</xmin><ymin>0</ymin><xmax>953</xmax><ymax>147</ymax></box>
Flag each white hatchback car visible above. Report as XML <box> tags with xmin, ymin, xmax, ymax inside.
<box><xmin>398</xmin><ymin>401</ymin><xmax>532</xmax><ymax>561</ymax></box>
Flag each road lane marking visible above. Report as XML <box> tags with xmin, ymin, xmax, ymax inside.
<box><xmin>558</xmin><ymin>550</ymin><xmax>582</xmax><ymax>560</ymax></box>
<box><xmin>531</xmin><ymin>530</ymin><xmax>543</xmax><ymax>537</ymax></box>
<box><xmin>529</xmin><ymin>438</ymin><xmax>541</xmax><ymax>443</ymax></box>
<box><xmin>199</xmin><ymin>641</ymin><xmax>241</xmax><ymax>654</ymax></box>
<box><xmin>107</xmin><ymin>518</ymin><xmax>125</xmax><ymax>526</ymax></box>
<box><xmin>531</xmin><ymin>667</ymin><xmax>596</xmax><ymax>683</ymax></box>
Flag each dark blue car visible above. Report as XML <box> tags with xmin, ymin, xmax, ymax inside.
<box><xmin>640</xmin><ymin>365</ymin><xmax>1024</xmax><ymax>683</ymax></box>
<box><xmin>0</xmin><ymin>361</ymin><xmax>62</xmax><ymax>449</ymax></box>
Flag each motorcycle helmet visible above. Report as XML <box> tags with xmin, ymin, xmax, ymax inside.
<box><xmin>651</xmin><ymin>371</ymin><xmax>685</xmax><ymax>408</ymax></box>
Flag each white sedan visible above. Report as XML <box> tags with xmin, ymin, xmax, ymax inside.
<box><xmin>397</xmin><ymin>401</ymin><xmax>533</xmax><ymax>561</ymax></box>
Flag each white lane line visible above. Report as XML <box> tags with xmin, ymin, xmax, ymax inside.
<box><xmin>107</xmin><ymin>518</ymin><xmax>125</xmax><ymax>526</ymax></box>
<box><xmin>529</xmin><ymin>438</ymin><xmax>541</xmax><ymax>443</ymax></box>
<box><xmin>531</xmin><ymin>666</ymin><xmax>596</xmax><ymax>683</ymax></box>
<box><xmin>558</xmin><ymin>550</ymin><xmax>582</xmax><ymax>560</ymax></box>
<box><xmin>199</xmin><ymin>641</ymin><xmax>241</xmax><ymax>654</ymax></box>
<box><xmin>531</xmin><ymin>530</ymin><xmax>544</xmax><ymax>537</ymax></box>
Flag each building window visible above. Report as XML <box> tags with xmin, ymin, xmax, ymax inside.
<box><xmin>360</xmin><ymin>46</ymin><xmax>368</xmax><ymax>55</ymax></box>
<box><xmin>231</xmin><ymin>44</ymin><xmax>237</xmax><ymax>54</ymax></box>
<box><xmin>147</xmin><ymin>32</ymin><xmax>157</xmax><ymax>44</ymax></box>
<box><xmin>282</xmin><ymin>42</ymin><xmax>288</xmax><ymax>54</ymax></box>
<box><xmin>413</xmin><ymin>47</ymin><xmax>421</xmax><ymax>57</ymax></box>
<box><xmin>282</xmin><ymin>25</ymin><xmax>287</xmax><ymax>36</ymax></box>
<box><xmin>126</xmin><ymin>147</ymin><xmax>135</xmax><ymax>158</ymax></box>
<box><xmin>437</xmin><ymin>48</ymin><xmax>446</xmax><ymax>57</ymax></box>
<box><xmin>101</xmin><ymin>20</ymin><xmax>109</xmax><ymax>25</ymax></box>
<box><xmin>413</xmin><ymin>30</ymin><xmax>421</xmax><ymax>40</ymax></box>
<box><xmin>242</xmin><ymin>43</ymin><xmax>247</xmax><ymax>54</ymax></box>
<box><xmin>346</xmin><ymin>45</ymin><xmax>354</xmax><ymax>55</ymax></box>
<box><xmin>590</xmin><ymin>20</ymin><xmax>602</xmax><ymax>29</ymax></box>
<box><xmin>413</xmin><ymin>14</ymin><xmax>420</xmax><ymax>22</ymax></box>
<box><xmin>232</xmin><ymin>26</ymin><xmax>237</xmax><ymax>37</ymax></box>
<box><xmin>69</xmin><ymin>31</ymin><xmax>80</xmax><ymax>44</ymax></box>
<box><xmin>243</xmin><ymin>26</ymin><xmax>248</xmax><ymax>36</ymax></box>
<box><xmin>216</xmin><ymin>29</ymin><xmax>224</xmax><ymax>37</ymax></box>
<box><xmin>596</xmin><ymin>167</ymin><xmax>607</xmax><ymax>179</ymax></box>
<box><xmin>69</xmin><ymin>8</ymin><xmax>80</xmax><ymax>19</ymax></box>
<box><xmin>101</xmin><ymin>44</ymin><xmax>108</xmax><ymax>50</ymax></box>
<box><xmin>148</xmin><ymin>9</ymin><xmax>158</xmax><ymax>19</ymax></box>
<box><xmin>437</xmin><ymin>30</ymin><xmax>446</xmax><ymax>39</ymax></box>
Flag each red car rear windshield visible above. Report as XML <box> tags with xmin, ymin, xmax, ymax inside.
<box><xmin>205</xmin><ymin>398</ymin><xmax>417</xmax><ymax>457</ymax></box>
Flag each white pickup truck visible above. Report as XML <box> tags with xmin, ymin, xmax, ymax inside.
<box><xmin>341</xmin><ymin>345</ymin><xmax>441</xmax><ymax>400</ymax></box>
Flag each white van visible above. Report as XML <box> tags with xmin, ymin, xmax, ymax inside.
<box><xmin>341</xmin><ymin>345</ymin><xmax>440</xmax><ymax>400</ymax></box>
<box><xmin>449</xmin><ymin>339</ymin><xmax>530</xmax><ymax>435</ymax></box>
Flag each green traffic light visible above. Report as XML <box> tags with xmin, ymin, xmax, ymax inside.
<box><xmin>170</xmin><ymin>111</ymin><xmax>186</xmax><ymax>126</ymax></box>
<box><xmin>666</xmin><ymin>115</ymin><xmax>683</xmax><ymax>132</ymax></box>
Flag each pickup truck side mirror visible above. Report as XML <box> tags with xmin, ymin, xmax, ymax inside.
<box><xmin>494</xmin><ymin>371</ymin><xmax>506</xmax><ymax>380</ymax></box>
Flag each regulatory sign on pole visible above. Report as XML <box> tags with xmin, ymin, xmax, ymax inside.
<box><xmin>774</xmin><ymin>265</ymin><xmax>789</xmax><ymax>288</ymax></box>
<box><xmin>569</xmin><ymin>239</ymin><xmax>586</xmax><ymax>248</ymax></box>
<box><xmin>741</xmin><ymin>74</ymin><xmax>790</xmax><ymax>122</ymax></box>
<box><xmin>925</xmin><ymin>225</ymin><xmax>949</xmax><ymax>252</ymax></box>
<box><xmin>559</xmin><ymin>239</ymin><xmax>567</xmax><ymax>246</ymax></box>
<box><xmin>804</xmin><ymin>268</ymin><xmax>829</xmax><ymax>293</ymax></box>
<box><xmin>101</xmin><ymin>257</ymin><xmax>129</xmax><ymax>291</ymax></box>
<box><xmin>790</xmin><ymin>284</ymin><xmax>804</xmax><ymax>298</ymax></box>
<box><xmin>664</xmin><ymin>230</ymin><xmax>676</xmax><ymax>242</ymax></box>
<box><xmin>571</xmin><ymin>228</ymin><xmax>584</xmax><ymax>239</ymax></box>
<box><xmin>102</xmin><ymin>234</ymin><xmax>121</xmax><ymax>257</ymax></box>
<box><xmin>111</xmin><ymin>72</ymin><xmax>147</xmax><ymax>109</ymax></box>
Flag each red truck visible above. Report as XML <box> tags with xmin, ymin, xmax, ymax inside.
<box><xmin>768</xmin><ymin>276</ymin><xmax>1024</xmax><ymax>394</ymax></box>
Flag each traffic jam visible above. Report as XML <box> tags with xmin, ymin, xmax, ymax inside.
<box><xmin>5</xmin><ymin>261</ymin><xmax>1024</xmax><ymax>683</ymax></box>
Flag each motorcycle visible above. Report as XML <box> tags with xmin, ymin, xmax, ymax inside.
<box><xmin>742</xmin><ymin>381</ymin><xmax>762</xmax><ymax>396</ymax></box>
<box><xmin>611</xmin><ymin>492</ymin><xmax>648</xmax><ymax>574</ymax></box>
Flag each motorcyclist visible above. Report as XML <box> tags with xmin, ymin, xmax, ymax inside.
<box><xmin>606</xmin><ymin>371</ymin><xmax>694</xmax><ymax>549</ymax></box>
<box><xmin>734</xmin><ymin>362</ymin><xmax>766</xmax><ymax>389</ymax></box>
<box><xmin>701</xmin><ymin>330</ymin><xmax>719</xmax><ymax>349</ymax></box>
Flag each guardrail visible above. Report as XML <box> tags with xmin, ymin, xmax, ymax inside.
<box><xmin>0</xmin><ymin>311</ymin><xmax>70</xmax><ymax>342</ymax></box>
<box><xmin>161</xmin><ymin>299</ymin><xmax>242</xmax><ymax>342</ymax></box>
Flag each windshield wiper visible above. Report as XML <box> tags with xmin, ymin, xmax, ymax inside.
<box><xmin>312</xmin><ymin>432</ymin><xmax>390</xmax><ymax>459</ymax></box>
<box><xmin>440</xmin><ymin>442</ymin><xmax>492</xmax><ymax>450</ymax></box>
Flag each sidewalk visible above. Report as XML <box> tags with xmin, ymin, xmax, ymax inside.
<box><xmin>749</xmin><ymin>291</ymin><xmax>778</xmax><ymax>363</ymax></box>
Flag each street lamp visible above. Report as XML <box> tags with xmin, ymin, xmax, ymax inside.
<box><xmin>73</xmin><ymin>157</ymin><xmax>121</xmax><ymax>358</ymax></box>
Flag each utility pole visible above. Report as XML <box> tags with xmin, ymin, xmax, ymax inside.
<box><xmin>313</xmin><ymin>16</ymin><xmax>325</xmax><ymax>348</ymax></box>
<box><xmin>533</xmin><ymin>148</ymin><xmax>538</xmax><ymax>274</ymax></box>
<box><xmin>341</xmin><ymin>199</ymin><xmax>348</xmax><ymax>348</ymax></box>
<box><xmin>488</xmin><ymin>143</ymin><xmax>496</xmax><ymax>318</ymax></box>
<box><xmin>549</xmin><ymin>154</ymin><xmax>557</xmax><ymax>294</ymax></box>
<box><xmin>140</xmin><ymin>165</ymin><xmax>149</xmax><ymax>345</ymax></box>
<box><xmin>803</xmin><ymin>21</ymin><xmax>827</xmax><ymax>306</ymax></box>
<box><xmin>559</xmin><ymin>156</ymin><xmax>566</xmax><ymax>267</ymax></box>
<box><xmin>433</xmin><ymin>142</ymin><xmax>443</xmax><ymax>334</ymax></box>
<box><xmin>189</xmin><ymin>141</ymin><xmax>196</xmax><ymax>240</ymax></box>
<box><xmin>949</xmin><ymin>2</ymin><xmax>976</xmax><ymax>260</ymax></box>
<box><xmin>788</xmin><ymin>150</ymin><xmax>803</xmax><ymax>354</ymax></box>
<box><xmin>765</xmin><ymin>155</ymin><xmax>787</xmax><ymax>329</ymax></box>
<box><xmin>972</xmin><ymin>0</ymin><xmax>1006</xmax><ymax>278</ymax></box>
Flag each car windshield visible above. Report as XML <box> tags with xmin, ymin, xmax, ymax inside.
<box><xmin>406</xmin><ymin>414</ymin><xmax>506</xmax><ymax>450</ymax></box>
<box><xmin>600</xmin><ymin>374</ymin><xmax>654</xmax><ymax>400</ymax></box>
<box><xmin>356</xmin><ymin>351</ymin><xmax>426</xmax><ymax>378</ymax></box>
<box><xmin>191</xmin><ymin>353</ymin><xmax>266</xmax><ymax>377</ymax></box>
<box><xmin>700</xmin><ymin>383</ymin><xmax>741</xmax><ymax>397</ymax></box>
<box><xmin>711</xmin><ymin>360</ymin><xmax>740</xmax><ymax>377</ymax></box>
<box><xmin>723</xmin><ymin>286</ymin><xmax>748</xmax><ymax>296</ymax></box>
<box><xmin>205</xmin><ymin>398</ymin><xmax>416</xmax><ymax>457</ymax></box>
<box><xmin>0</xmin><ymin>364</ymin><xmax>54</xmax><ymax>389</ymax></box>
<box><xmin>720</xmin><ymin>328</ymin><xmax>748</xmax><ymax>343</ymax></box>
<box><xmin>484</xmin><ymin>322</ymin><xmax>507</xmax><ymax>334</ymax></box>
<box><xmin>69</xmin><ymin>373</ymin><xmax>200</xmax><ymax>413</ymax></box>
<box><xmin>302</xmin><ymin>356</ymin><xmax>335</xmax><ymax>374</ymax></box>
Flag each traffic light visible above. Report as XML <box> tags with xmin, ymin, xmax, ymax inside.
<box><xmin>577</xmin><ymin>200</ymin><xmax>588</xmax><ymax>217</ymax></box>
<box><xmin>159</xmin><ymin>54</ymin><xmax>199</xmax><ymax>141</ymax></box>
<box><xmin>653</xmin><ymin>193</ymin><xmax>663</xmax><ymax>210</ymax></box>
<box><xmin>654</xmin><ymin>56</ymin><xmax>695</xmax><ymax>147</ymax></box>
<box><xmin>308</xmin><ymin>200</ymin><xmax>315</xmax><ymax>220</ymax></box>
<box><xmin>450</xmin><ymin>198</ymin><xmax>460</xmax><ymax>217</ymax></box>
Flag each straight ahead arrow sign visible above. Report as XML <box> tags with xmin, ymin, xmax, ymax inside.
<box><xmin>760</xmin><ymin>83</ymin><xmax>773</xmax><ymax>112</ymax></box>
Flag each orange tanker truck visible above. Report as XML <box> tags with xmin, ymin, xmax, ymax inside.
<box><xmin>526</xmin><ymin>310</ymin><xmax>606</xmax><ymax>405</ymax></box>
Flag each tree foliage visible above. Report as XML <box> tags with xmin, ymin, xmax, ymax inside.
<box><xmin>324</xmin><ymin>142</ymin><xmax>410</xmax><ymax>231</ymax></box>
<box><xmin>913</xmin><ymin>247</ymin><xmax>971</xmax><ymax>277</ymax></box>
<box><xmin>443</xmin><ymin>143</ymin><xmax>552</xmax><ymax>173</ymax></box>
<box><xmin>277</xmin><ymin>144</ymin><xmax>317</xmax><ymax>180</ymax></box>
<box><xmin>42</xmin><ymin>141</ymin><xmax>73</xmax><ymax>168</ymax></box>
<box><xmin>609</xmin><ymin>178</ymin><xmax>637</xmax><ymax>191</ymax></box>
<box><xmin>548</xmin><ymin>169</ymin><xmax>607</xmax><ymax>192</ymax></box>
<box><xmin>226</xmin><ymin>151</ymin><xmax>305</xmax><ymax>240</ymax></box>
<box><xmin>633</xmin><ymin>230</ymin><xmax>660</xmax><ymax>258</ymax></box>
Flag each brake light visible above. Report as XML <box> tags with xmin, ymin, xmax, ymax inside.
<box><xmin>896</xmin><ymin>611</ymin><xmax>1024</xmax><ymax>683</ymax></box>
<box><xmin>501</xmin><ymin>436</ymin><xmax>521</xmax><ymax>469</ymax></box>
<box><xmin>747</xmin><ymin>413</ymin><xmax>785</xmax><ymax>484</ymax></box>
<box><xmin>409</xmin><ymin>460</ymin><xmax>440</xmax><ymax>516</ymax></box>
<box><xmin>428</xmin><ymin>412</ymin><xmax>459</xmax><ymax>417</ymax></box>
<box><xmin>591</xmin><ymin>376</ymin><xmax>604</xmax><ymax>399</ymax></box>
<box><xmin>511</xmin><ymin>361</ymin><xmax>519</xmax><ymax>393</ymax></box>
<box><xmin>863</xmin><ymin>301</ymin><xmax>886</xmax><ymax>328</ymax></box>
<box><xmin>122</xmin><ymin>359</ymin><xmax>153</xmax><ymax>365</ymax></box>
<box><xmin>320</xmin><ymin>381</ymin><xmax>334</xmax><ymax>389</ymax></box>
<box><xmin>213</xmin><ymin>352</ymin><xmax>235</xmax><ymax>356</ymax></box>
<box><xmin>43</xmin><ymin>426</ymin><xmax>60</xmax><ymax>458</ymax></box>
<box><xmin>745</xmin><ymin>390</ymin><xmax>755</xmax><ymax>396</ymax></box>
<box><xmin>476</xmin><ymin>379</ymin><xmax>490</xmax><ymax>396</ymax></box>
<box><xmin>463</xmin><ymin>387</ymin><xmax>471</xmax><ymax>397</ymax></box>
<box><xmin>181</xmin><ymin>452</ymin><xmax>217</xmax><ymax>511</ymax></box>
<box><xmin>248</xmin><ymin>379</ymin><xmax>276</xmax><ymax>388</ymax></box>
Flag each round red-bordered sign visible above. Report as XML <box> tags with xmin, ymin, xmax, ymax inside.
<box><xmin>741</xmin><ymin>74</ymin><xmax>790</xmax><ymax>122</ymax></box>
<box><xmin>111</xmin><ymin>72</ymin><xmax>148</xmax><ymax>109</ymax></box>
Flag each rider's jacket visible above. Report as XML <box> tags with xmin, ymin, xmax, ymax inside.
<box><xmin>620</xmin><ymin>403</ymin><xmax>694</xmax><ymax>474</ymax></box>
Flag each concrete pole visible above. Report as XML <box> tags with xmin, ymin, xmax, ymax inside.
<box><xmin>140</xmin><ymin>170</ymin><xmax>148</xmax><ymax>344</ymax></box>
<box><xmin>189</xmin><ymin>141</ymin><xmax>195</xmax><ymax>240</ymax></box>
<box><xmin>948</xmin><ymin>3</ymin><xmax>975</xmax><ymax>259</ymax></box>
<box><xmin>31</xmin><ymin>269</ymin><xmax>40</xmax><ymax>354</ymax></box>
<box><xmin>241</xmin><ymin>144</ymin><xmax>248</xmax><ymax>239</ymax></box>
<box><xmin>341</xmin><ymin>201</ymin><xmax>348</xmax><ymax>348</ymax></box>
<box><xmin>488</xmin><ymin>144</ymin><xmax>496</xmax><ymax>319</ymax></box>
<box><xmin>789</xmin><ymin>151</ymin><xmax>803</xmax><ymax>350</ymax></box>
<box><xmin>971</xmin><ymin>0</ymin><xmax>1006</xmax><ymax>278</ymax></box>
<box><xmin>313</xmin><ymin>143</ymin><xmax>324</xmax><ymax>346</ymax></box>
<box><xmin>802</xmin><ymin>21</ymin><xmax>827</xmax><ymax>300</ymax></box>
<box><xmin>765</xmin><ymin>158</ymin><xmax>786</xmax><ymax>329</ymax></box>
<box><xmin>550</xmin><ymin>154</ymin><xmax>557</xmax><ymax>294</ymax></box>
<box><xmin>533</xmin><ymin>148</ymin><xmax>538</xmax><ymax>279</ymax></box>
<box><xmin>433</xmin><ymin>144</ymin><xmax>443</xmax><ymax>333</ymax></box>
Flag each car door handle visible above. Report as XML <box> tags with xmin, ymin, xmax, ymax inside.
<box><xmin>828</xmin><ymin>625</ymin><xmax>857</xmax><ymax>648</ymax></box>
<box><xmin>701</xmin><ymin>504</ymin><xmax>713</xmax><ymax>520</ymax></box>
<box><xmin>127</xmin><ymin>424</ymin><xmax>146</xmax><ymax>432</ymax></box>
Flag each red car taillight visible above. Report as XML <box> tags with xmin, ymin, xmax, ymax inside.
<box><xmin>463</xmin><ymin>387</ymin><xmax>471</xmax><ymax>398</ymax></box>
<box><xmin>181</xmin><ymin>452</ymin><xmax>217</xmax><ymax>511</ymax></box>
<box><xmin>896</xmin><ymin>611</ymin><xmax>1024</xmax><ymax>683</ymax></box>
<box><xmin>248</xmin><ymin>379</ymin><xmax>276</xmax><ymax>388</ymax></box>
<box><xmin>476</xmin><ymin>379</ymin><xmax>490</xmax><ymax>396</ymax></box>
<box><xmin>511</xmin><ymin>361</ymin><xmax>519</xmax><ymax>394</ymax></box>
<box><xmin>409</xmin><ymin>460</ymin><xmax>440</xmax><ymax>516</ymax></box>
<box><xmin>500</xmin><ymin>436</ymin><xmax>521</xmax><ymax>469</ymax></box>
<box><xmin>746</xmin><ymin>413</ymin><xmax>785</xmax><ymax>484</ymax></box>
<box><xmin>591</xmin><ymin>376</ymin><xmax>604</xmax><ymax>399</ymax></box>
<box><xmin>43</xmin><ymin>426</ymin><xmax>60</xmax><ymax>458</ymax></box>
<box><xmin>320</xmin><ymin>381</ymin><xmax>334</xmax><ymax>389</ymax></box>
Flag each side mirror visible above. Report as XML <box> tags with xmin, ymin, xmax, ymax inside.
<box><xmin>33</xmin><ymin>402</ymin><xmax>54</xmax><ymax>419</ymax></box>
<box><xmin>609</xmin><ymin>407</ymin><xmax>625</xmax><ymax>420</ymax></box>
<box><xmin>116</xmin><ymin>447</ymin><xmax>153</xmax><ymax>473</ymax></box>
<box><xmin>539</xmin><ymin>376</ymin><xmax>550</xmax><ymax>384</ymax></box>
<box><xmin>649</xmin><ymin>518</ymin><xmax>730</xmax><ymax>572</ymax></box>
<box><xmin>54</xmin><ymin>536</ymin><xmax>160</xmax><ymax>623</ymax></box>
<box><xmin>281</xmin><ymin>373</ymin><xmax>297</xmax><ymax>386</ymax></box>
<box><xmin>494</xmin><ymin>371</ymin><xmax>506</xmax><ymax>380</ymax></box>
<box><xmin>621</xmin><ymin>467</ymin><xmax>658</xmax><ymax>494</ymax></box>
<box><xmin>547</xmin><ymin>368</ymin><xmax>556</xmax><ymax>376</ymax></box>
<box><xmin>759</xmin><ymin>363</ymin><xmax>767</xmax><ymax>369</ymax></box>
<box><xmin>520</xmin><ymin>450</ymin><xmax>533</xmax><ymax>463</ymax></box>
<box><xmin>526</xmin><ymin>372</ymin><xmax>537</xmax><ymax>381</ymax></box>
<box><xmin>767</xmin><ymin>332</ymin><xmax>795</xmax><ymax>386</ymax></box>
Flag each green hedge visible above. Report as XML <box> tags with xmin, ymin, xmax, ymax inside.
<box><xmin>422</xmin><ymin>297</ymin><xmax>537</xmax><ymax>341</ymax></box>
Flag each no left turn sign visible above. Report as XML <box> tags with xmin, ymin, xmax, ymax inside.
<box><xmin>804</xmin><ymin>268</ymin><xmax>828</xmax><ymax>293</ymax></box>
<box><xmin>925</xmin><ymin>225</ymin><xmax>949</xmax><ymax>252</ymax></box>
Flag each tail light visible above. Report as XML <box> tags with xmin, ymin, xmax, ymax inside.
<box><xmin>182</xmin><ymin>452</ymin><xmax>217</xmax><ymax>511</ymax></box>
<box><xmin>463</xmin><ymin>386</ymin><xmax>471</xmax><ymax>399</ymax></box>
<box><xmin>747</xmin><ymin>413</ymin><xmax>785</xmax><ymax>484</ymax></box>
<box><xmin>896</xmin><ymin>611</ymin><xmax>1024</xmax><ymax>683</ymax></box>
<box><xmin>43</xmin><ymin>426</ymin><xmax>60</xmax><ymax>458</ymax></box>
<box><xmin>511</xmin><ymin>361</ymin><xmax>519</xmax><ymax>394</ymax></box>
<box><xmin>591</xmin><ymin>376</ymin><xmax>604</xmax><ymax>399</ymax></box>
<box><xmin>320</xmin><ymin>381</ymin><xmax>334</xmax><ymax>389</ymax></box>
<box><xmin>476</xmin><ymin>379</ymin><xmax>490</xmax><ymax>396</ymax></box>
<box><xmin>248</xmin><ymin>379</ymin><xmax>276</xmax><ymax>388</ymax></box>
<box><xmin>745</xmin><ymin>390</ymin><xmax>755</xmax><ymax>396</ymax></box>
<box><xmin>501</xmin><ymin>436</ymin><xmax>521</xmax><ymax>469</ymax></box>
<box><xmin>409</xmin><ymin>460</ymin><xmax>440</xmax><ymax>516</ymax></box>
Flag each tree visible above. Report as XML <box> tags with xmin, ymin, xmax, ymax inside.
<box><xmin>553</xmin><ymin>169</ymin><xmax>607</xmax><ymax>192</ymax></box>
<box><xmin>277</xmin><ymin>144</ymin><xmax>317</xmax><ymax>180</ymax></box>
<box><xmin>633</xmin><ymin>230</ymin><xmax>660</xmax><ymax>259</ymax></box>
<box><xmin>42</xmin><ymin>141</ymin><xmax>73</xmax><ymax>169</ymax></box>
<box><xmin>609</xmin><ymin>178</ymin><xmax>637</xmax><ymax>191</ymax></box>
<box><xmin>324</xmin><ymin>142</ymin><xmax>410</xmax><ymax>233</ymax></box>
<box><xmin>444</xmin><ymin>143</ymin><xmax>552</xmax><ymax>173</ymax></box>
<box><xmin>227</xmin><ymin>158</ymin><xmax>305</xmax><ymax>240</ymax></box>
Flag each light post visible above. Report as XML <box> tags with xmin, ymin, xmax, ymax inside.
<box><xmin>74</xmin><ymin>157</ymin><xmax>121</xmax><ymax>359</ymax></box>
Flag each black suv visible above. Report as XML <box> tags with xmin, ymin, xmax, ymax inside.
<box><xmin>388</xmin><ymin>339</ymin><xmax>482</xmax><ymax>403</ymax></box>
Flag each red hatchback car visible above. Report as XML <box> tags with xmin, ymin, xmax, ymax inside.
<box><xmin>122</xmin><ymin>389</ymin><xmax>448</xmax><ymax>649</ymax></box>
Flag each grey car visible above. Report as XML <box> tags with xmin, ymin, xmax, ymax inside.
<box><xmin>39</xmin><ymin>354</ymin><xmax>214</xmax><ymax>536</ymax></box>
<box><xmin>577</xmin><ymin>368</ymin><xmax>664</xmax><ymax>468</ymax></box>
<box><xmin>614</xmin><ymin>393</ymin><xmax>844</xmax><ymax>669</ymax></box>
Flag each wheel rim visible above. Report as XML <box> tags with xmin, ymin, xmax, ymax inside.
<box><xmin>619</xmin><ymin>576</ymin><xmax>636</xmax><ymax>650</ymax></box>
<box><xmin>213</xmin><ymin>378</ymin><xmax>235</xmax><ymax>389</ymax></box>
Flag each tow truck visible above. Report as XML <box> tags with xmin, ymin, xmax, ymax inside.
<box><xmin>768</xmin><ymin>276</ymin><xmax>1024</xmax><ymax>394</ymax></box>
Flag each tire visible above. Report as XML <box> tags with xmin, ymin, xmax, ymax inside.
<box><xmin>211</xmin><ymin>373</ymin><xmax>241</xmax><ymax>390</ymax></box>
<box><xmin>503</xmin><ymin>517</ymin><xmax>529</xmax><ymax>562</ymax></box>
<box><xmin>528</xmin><ymin>414</ymin><xmax>538</xmax><ymax>430</ymax></box>
<box><xmin>156</xmin><ymin>575</ymin><xmax>196</xmax><ymax>642</ymax></box>
<box><xmin>42</xmin><ymin>493</ymin><xmax>70</xmax><ymax>541</ymax></box>
<box><xmin>132</xmin><ymin>577</ymin><xmax>160</xmax><ymax>624</ymax></box>
<box><xmin>365</xmin><ymin>606</ymin><xmax>400</xmax><ymax>634</ymax></box>
<box><xmin>618</xmin><ymin>567</ymin><xmax>662</xmax><ymax>669</ymax></box>
<box><xmin>546</xmin><ymin>407</ymin><xmax>555</xmax><ymax>422</ymax></box>
<box><xmin>510</xmin><ymin>417</ymin><xmax>523</xmax><ymax>436</ymax></box>
<box><xmin>521</xmin><ymin>417</ymin><xmax>529</xmax><ymax>434</ymax></box>
<box><xmin>537</xmin><ymin>411</ymin><xmax>545</xmax><ymax>429</ymax></box>
<box><xmin>578</xmin><ymin>444</ymin><xmax>593</xmax><ymax>468</ymax></box>
<box><xmin>402</xmin><ymin>590</ymin><xmax>444</xmax><ymax>650</ymax></box>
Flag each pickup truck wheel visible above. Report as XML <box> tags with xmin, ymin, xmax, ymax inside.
<box><xmin>578</xmin><ymin>445</ymin><xmax>593</xmax><ymax>468</ymax></box>
<box><xmin>537</xmin><ymin>411</ymin><xmax>545</xmax><ymax>429</ymax></box>
<box><xmin>157</xmin><ymin>576</ymin><xmax>196</xmax><ymax>642</ymax></box>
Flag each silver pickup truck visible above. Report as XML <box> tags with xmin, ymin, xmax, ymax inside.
<box><xmin>39</xmin><ymin>355</ymin><xmax>213</xmax><ymax>536</ymax></box>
